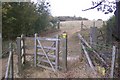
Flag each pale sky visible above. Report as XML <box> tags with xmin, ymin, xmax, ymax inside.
<box><xmin>32</xmin><ymin>0</ymin><xmax>115</xmax><ymax>20</ymax></box>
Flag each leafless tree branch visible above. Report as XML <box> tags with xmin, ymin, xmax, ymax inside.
<box><xmin>82</xmin><ymin>0</ymin><xmax>104</xmax><ymax>11</ymax></box>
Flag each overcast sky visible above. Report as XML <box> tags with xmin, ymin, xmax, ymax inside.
<box><xmin>32</xmin><ymin>0</ymin><xmax>115</xmax><ymax>20</ymax></box>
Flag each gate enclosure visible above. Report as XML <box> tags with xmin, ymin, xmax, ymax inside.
<box><xmin>16</xmin><ymin>33</ymin><xmax>67</xmax><ymax>75</ymax></box>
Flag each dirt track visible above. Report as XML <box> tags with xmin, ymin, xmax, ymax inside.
<box><xmin>1</xmin><ymin>20</ymin><xmax>103</xmax><ymax>78</ymax></box>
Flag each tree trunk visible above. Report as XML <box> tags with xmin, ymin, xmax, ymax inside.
<box><xmin>116</xmin><ymin>1</ymin><xmax>120</xmax><ymax>78</ymax></box>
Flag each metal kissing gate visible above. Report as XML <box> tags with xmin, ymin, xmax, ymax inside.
<box><xmin>34</xmin><ymin>34</ymin><xmax>60</xmax><ymax>71</ymax></box>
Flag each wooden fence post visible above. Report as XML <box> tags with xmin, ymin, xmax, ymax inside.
<box><xmin>93</xmin><ymin>21</ymin><xmax>95</xmax><ymax>27</ymax></box>
<box><xmin>34</xmin><ymin>33</ymin><xmax>37</xmax><ymax>67</ymax></box>
<box><xmin>106</xmin><ymin>22</ymin><xmax>112</xmax><ymax>44</ymax></box>
<box><xmin>17</xmin><ymin>37</ymin><xmax>22</xmax><ymax>75</ymax></box>
<box><xmin>58</xmin><ymin>35</ymin><xmax>60</xmax><ymax>70</ymax></box>
<box><xmin>55</xmin><ymin>35</ymin><xmax>59</xmax><ymax>70</ymax></box>
<box><xmin>81</xmin><ymin>21</ymin><xmax>83</xmax><ymax>30</ymax></box>
<box><xmin>0</xmin><ymin>33</ymin><xmax>1</xmax><ymax>58</ymax></box>
<box><xmin>57</xmin><ymin>21</ymin><xmax>60</xmax><ymax>29</ymax></box>
<box><xmin>10</xmin><ymin>43</ymin><xmax>14</xmax><ymax>79</ymax></box>
<box><xmin>62</xmin><ymin>32</ymin><xmax>67</xmax><ymax>71</ymax></box>
<box><xmin>21</xmin><ymin>34</ymin><xmax>25</xmax><ymax>65</ymax></box>
<box><xmin>90</xmin><ymin>27</ymin><xmax>98</xmax><ymax>49</ymax></box>
<box><xmin>110</xmin><ymin>46</ymin><xmax>116</xmax><ymax>78</ymax></box>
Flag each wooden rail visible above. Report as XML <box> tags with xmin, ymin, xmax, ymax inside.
<box><xmin>81</xmin><ymin>42</ymin><xmax>95</xmax><ymax>72</ymax></box>
<box><xmin>5</xmin><ymin>43</ymin><xmax>14</xmax><ymax>79</ymax></box>
<box><xmin>78</xmin><ymin>33</ymin><xmax>118</xmax><ymax>77</ymax></box>
<box><xmin>78</xmin><ymin>33</ymin><xmax>108</xmax><ymax>66</ymax></box>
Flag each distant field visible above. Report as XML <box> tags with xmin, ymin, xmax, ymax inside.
<box><xmin>60</xmin><ymin>20</ymin><xmax>104</xmax><ymax>29</ymax></box>
<box><xmin>60</xmin><ymin>20</ymin><xmax>105</xmax><ymax>46</ymax></box>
